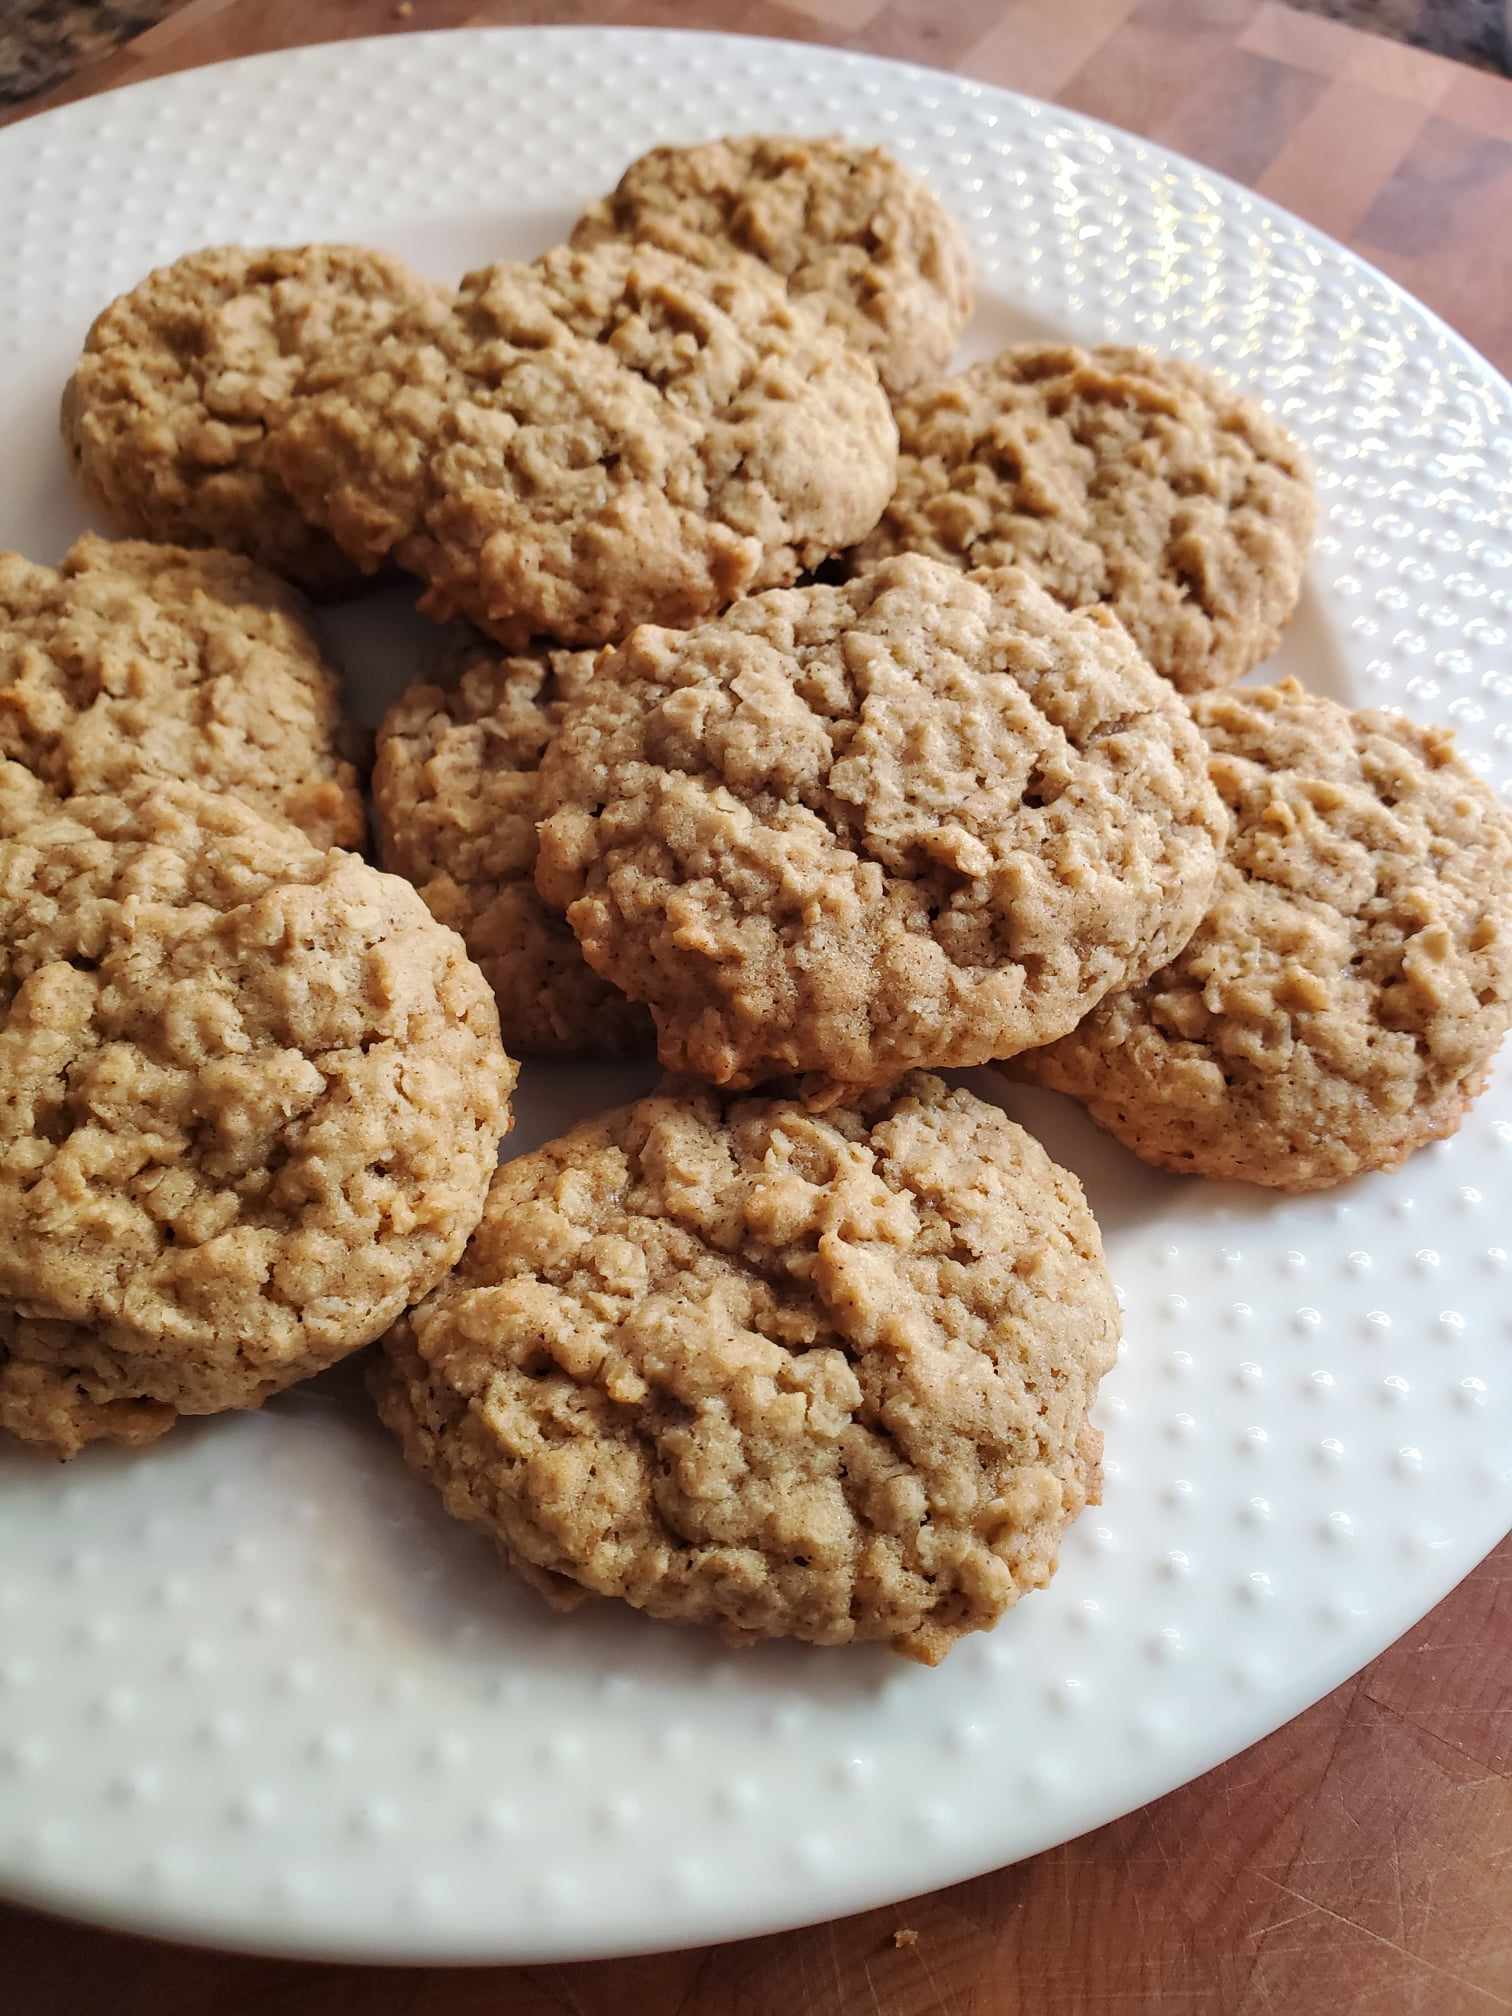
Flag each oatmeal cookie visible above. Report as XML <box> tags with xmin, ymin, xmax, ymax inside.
<box><xmin>0</xmin><ymin>534</ymin><xmax>365</xmax><ymax>850</ymax></box>
<box><xmin>848</xmin><ymin>344</ymin><xmax>1315</xmax><ymax>693</ymax></box>
<box><xmin>371</xmin><ymin>1073</ymin><xmax>1119</xmax><ymax>1662</ymax></box>
<box><xmin>570</xmin><ymin>135</ymin><xmax>974</xmax><ymax>398</ymax></box>
<box><xmin>0</xmin><ymin>779</ymin><xmax>515</xmax><ymax>1456</ymax></box>
<box><xmin>374</xmin><ymin>636</ymin><xmax>651</xmax><ymax>1056</ymax></box>
<box><xmin>0</xmin><ymin>1310</ymin><xmax>176</xmax><ymax>1459</ymax></box>
<box><xmin>269</xmin><ymin>241</ymin><xmax>898</xmax><ymax>648</ymax></box>
<box><xmin>1019</xmin><ymin>680</ymin><xmax>1512</xmax><ymax>1189</ymax></box>
<box><xmin>62</xmin><ymin>244</ymin><xmax>443</xmax><ymax>596</ymax></box>
<box><xmin>0</xmin><ymin>754</ymin><xmax>56</xmax><ymax>833</ymax></box>
<box><xmin>535</xmin><ymin>554</ymin><xmax>1228</xmax><ymax>1093</ymax></box>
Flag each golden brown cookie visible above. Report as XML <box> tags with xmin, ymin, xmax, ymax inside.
<box><xmin>1019</xmin><ymin>680</ymin><xmax>1512</xmax><ymax>1190</ymax></box>
<box><xmin>269</xmin><ymin>241</ymin><xmax>898</xmax><ymax>648</ymax></box>
<box><xmin>62</xmin><ymin>244</ymin><xmax>443</xmax><ymax>596</ymax></box>
<box><xmin>371</xmin><ymin>1073</ymin><xmax>1119</xmax><ymax>1663</ymax></box>
<box><xmin>570</xmin><ymin>135</ymin><xmax>974</xmax><ymax>399</ymax></box>
<box><xmin>0</xmin><ymin>534</ymin><xmax>365</xmax><ymax>851</ymax></box>
<box><xmin>848</xmin><ymin>344</ymin><xmax>1315</xmax><ymax>694</ymax></box>
<box><xmin>0</xmin><ymin>1310</ymin><xmax>176</xmax><ymax>1459</ymax></box>
<box><xmin>373</xmin><ymin>636</ymin><xmax>651</xmax><ymax>1057</ymax></box>
<box><xmin>0</xmin><ymin>778</ymin><xmax>515</xmax><ymax>1458</ymax></box>
<box><xmin>535</xmin><ymin>554</ymin><xmax>1228</xmax><ymax>1094</ymax></box>
<box><xmin>0</xmin><ymin>755</ymin><xmax>56</xmax><ymax>834</ymax></box>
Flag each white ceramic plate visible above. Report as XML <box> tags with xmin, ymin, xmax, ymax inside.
<box><xmin>1</xmin><ymin>25</ymin><xmax>1509</xmax><ymax>1967</ymax></box>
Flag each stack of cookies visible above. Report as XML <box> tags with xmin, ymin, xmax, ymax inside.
<box><xmin>4</xmin><ymin>134</ymin><xmax>1508</xmax><ymax>1668</ymax></box>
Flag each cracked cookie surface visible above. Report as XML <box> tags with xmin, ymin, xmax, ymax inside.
<box><xmin>374</xmin><ymin>636</ymin><xmax>651</xmax><ymax>1057</ymax></box>
<box><xmin>849</xmin><ymin>344</ymin><xmax>1315</xmax><ymax>693</ymax></box>
<box><xmin>0</xmin><ymin>777</ymin><xmax>515</xmax><ymax>1455</ymax></box>
<box><xmin>0</xmin><ymin>534</ymin><xmax>364</xmax><ymax>851</ymax></box>
<box><xmin>63</xmin><ymin>244</ymin><xmax>442</xmax><ymax>596</ymax></box>
<box><xmin>570</xmin><ymin>134</ymin><xmax>973</xmax><ymax>398</ymax></box>
<box><xmin>536</xmin><ymin>554</ymin><xmax>1228</xmax><ymax>1093</ymax></box>
<box><xmin>1019</xmin><ymin>679</ymin><xmax>1512</xmax><ymax>1189</ymax></box>
<box><xmin>0</xmin><ymin>1309</ymin><xmax>178</xmax><ymax>1460</ymax></box>
<box><xmin>372</xmin><ymin>1072</ymin><xmax>1119</xmax><ymax>1662</ymax></box>
<box><xmin>270</xmin><ymin>241</ymin><xmax>898</xmax><ymax>648</ymax></box>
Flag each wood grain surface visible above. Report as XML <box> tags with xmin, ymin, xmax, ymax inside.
<box><xmin>4</xmin><ymin>4</ymin><xmax>1511</xmax><ymax>2011</ymax></box>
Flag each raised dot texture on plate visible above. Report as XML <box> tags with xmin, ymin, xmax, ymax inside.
<box><xmin>0</xmin><ymin>24</ymin><xmax>1508</xmax><ymax>1969</ymax></box>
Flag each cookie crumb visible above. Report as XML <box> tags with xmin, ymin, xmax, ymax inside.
<box><xmin>894</xmin><ymin>1927</ymin><xmax>920</xmax><ymax>1949</ymax></box>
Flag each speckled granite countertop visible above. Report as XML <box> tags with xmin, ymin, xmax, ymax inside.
<box><xmin>0</xmin><ymin>1</ymin><xmax>186</xmax><ymax>107</ymax></box>
<box><xmin>1309</xmin><ymin>0</ymin><xmax>1506</xmax><ymax>71</ymax></box>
